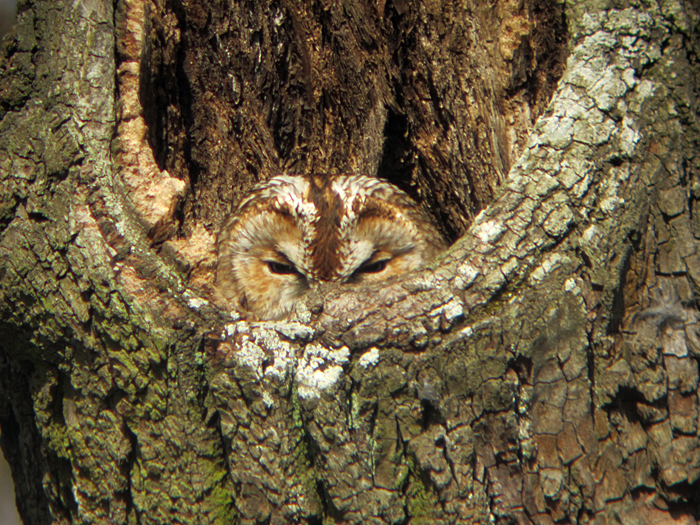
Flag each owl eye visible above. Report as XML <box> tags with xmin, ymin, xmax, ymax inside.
<box><xmin>356</xmin><ymin>258</ymin><xmax>389</xmax><ymax>274</ymax></box>
<box><xmin>266</xmin><ymin>261</ymin><xmax>300</xmax><ymax>276</ymax></box>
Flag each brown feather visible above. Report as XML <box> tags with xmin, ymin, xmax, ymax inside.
<box><xmin>308</xmin><ymin>175</ymin><xmax>343</xmax><ymax>281</ymax></box>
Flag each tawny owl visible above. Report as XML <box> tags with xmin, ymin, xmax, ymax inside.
<box><xmin>216</xmin><ymin>174</ymin><xmax>446</xmax><ymax>320</ymax></box>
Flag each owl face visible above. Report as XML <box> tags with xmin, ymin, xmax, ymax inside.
<box><xmin>217</xmin><ymin>175</ymin><xmax>446</xmax><ymax>320</ymax></box>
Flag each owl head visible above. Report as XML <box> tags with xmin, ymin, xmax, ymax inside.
<box><xmin>216</xmin><ymin>174</ymin><xmax>446</xmax><ymax>320</ymax></box>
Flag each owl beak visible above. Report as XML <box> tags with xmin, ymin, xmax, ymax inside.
<box><xmin>304</xmin><ymin>287</ymin><xmax>325</xmax><ymax>316</ymax></box>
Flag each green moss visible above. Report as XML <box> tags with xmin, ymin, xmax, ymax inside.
<box><xmin>405</xmin><ymin>472</ymin><xmax>441</xmax><ymax>521</ymax></box>
<box><xmin>205</xmin><ymin>483</ymin><xmax>238</xmax><ymax>524</ymax></box>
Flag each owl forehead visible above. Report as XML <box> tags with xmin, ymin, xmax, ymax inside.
<box><xmin>331</xmin><ymin>175</ymin><xmax>400</xmax><ymax>206</ymax></box>
<box><xmin>237</xmin><ymin>173</ymin><xmax>400</xmax><ymax>215</ymax></box>
<box><xmin>238</xmin><ymin>175</ymin><xmax>317</xmax><ymax>219</ymax></box>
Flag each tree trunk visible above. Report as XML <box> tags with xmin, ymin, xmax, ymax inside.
<box><xmin>1</xmin><ymin>0</ymin><xmax>699</xmax><ymax>523</ymax></box>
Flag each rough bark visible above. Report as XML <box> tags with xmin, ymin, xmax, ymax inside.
<box><xmin>146</xmin><ymin>0</ymin><xmax>565</xmax><ymax>240</ymax></box>
<box><xmin>1</xmin><ymin>0</ymin><xmax>700</xmax><ymax>524</ymax></box>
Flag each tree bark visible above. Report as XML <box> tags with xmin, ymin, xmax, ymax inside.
<box><xmin>1</xmin><ymin>0</ymin><xmax>700</xmax><ymax>524</ymax></box>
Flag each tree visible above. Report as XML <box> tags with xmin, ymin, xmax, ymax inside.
<box><xmin>1</xmin><ymin>0</ymin><xmax>699</xmax><ymax>523</ymax></box>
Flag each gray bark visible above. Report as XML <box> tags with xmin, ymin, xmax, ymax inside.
<box><xmin>1</xmin><ymin>0</ymin><xmax>700</xmax><ymax>524</ymax></box>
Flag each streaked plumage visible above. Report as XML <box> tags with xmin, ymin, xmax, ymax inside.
<box><xmin>217</xmin><ymin>174</ymin><xmax>446</xmax><ymax>320</ymax></box>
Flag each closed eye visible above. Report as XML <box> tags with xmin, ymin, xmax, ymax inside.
<box><xmin>266</xmin><ymin>261</ymin><xmax>300</xmax><ymax>276</ymax></box>
<box><xmin>356</xmin><ymin>258</ymin><xmax>389</xmax><ymax>274</ymax></box>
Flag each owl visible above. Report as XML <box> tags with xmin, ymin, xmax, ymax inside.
<box><xmin>216</xmin><ymin>174</ymin><xmax>447</xmax><ymax>320</ymax></box>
